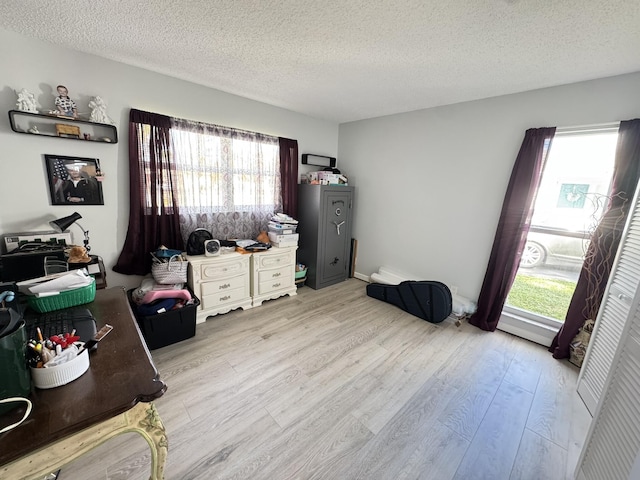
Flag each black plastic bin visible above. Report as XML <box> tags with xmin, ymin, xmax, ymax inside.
<box><xmin>127</xmin><ymin>288</ymin><xmax>199</xmax><ymax>350</ymax></box>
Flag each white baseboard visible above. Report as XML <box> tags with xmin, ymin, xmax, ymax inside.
<box><xmin>353</xmin><ymin>271</ymin><xmax>369</xmax><ymax>282</ymax></box>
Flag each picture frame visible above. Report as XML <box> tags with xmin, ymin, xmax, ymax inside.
<box><xmin>45</xmin><ymin>154</ymin><xmax>104</xmax><ymax>205</ymax></box>
<box><xmin>55</xmin><ymin>123</ymin><xmax>81</xmax><ymax>139</ymax></box>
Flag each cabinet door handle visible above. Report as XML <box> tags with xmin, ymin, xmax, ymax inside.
<box><xmin>332</xmin><ymin>220</ymin><xmax>345</xmax><ymax>235</ymax></box>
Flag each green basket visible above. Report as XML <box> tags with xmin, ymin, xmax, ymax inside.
<box><xmin>27</xmin><ymin>279</ymin><xmax>96</xmax><ymax>313</ymax></box>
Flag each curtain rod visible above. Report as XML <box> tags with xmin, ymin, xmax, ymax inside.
<box><xmin>556</xmin><ymin>121</ymin><xmax>620</xmax><ymax>135</ymax></box>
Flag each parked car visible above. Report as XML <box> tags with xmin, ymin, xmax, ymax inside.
<box><xmin>520</xmin><ymin>230</ymin><xmax>589</xmax><ymax>268</ymax></box>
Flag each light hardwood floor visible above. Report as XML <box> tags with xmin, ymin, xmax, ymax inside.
<box><xmin>58</xmin><ymin>278</ymin><xmax>591</xmax><ymax>479</ymax></box>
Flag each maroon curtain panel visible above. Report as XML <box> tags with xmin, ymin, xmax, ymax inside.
<box><xmin>550</xmin><ymin>119</ymin><xmax>640</xmax><ymax>359</ymax></box>
<box><xmin>113</xmin><ymin>109</ymin><xmax>184</xmax><ymax>276</ymax></box>
<box><xmin>469</xmin><ymin>127</ymin><xmax>556</xmax><ymax>331</ymax></box>
<box><xmin>279</xmin><ymin>137</ymin><xmax>299</xmax><ymax>218</ymax></box>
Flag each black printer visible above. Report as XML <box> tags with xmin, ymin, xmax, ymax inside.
<box><xmin>0</xmin><ymin>243</ymin><xmax>66</xmax><ymax>283</ymax></box>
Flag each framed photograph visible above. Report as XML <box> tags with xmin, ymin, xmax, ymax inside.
<box><xmin>45</xmin><ymin>155</ymin><xmax>104</xmax><ymax>205</ymax></box>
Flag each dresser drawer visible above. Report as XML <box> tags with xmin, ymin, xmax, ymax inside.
<box><xmin>257</xmin><ymin>265</ymin><xmax>292</xmax><ymax>284</ymax></box>
<box><xmin>201</xmin><ymin>274</ymin><xmax>247</xmax><ymax>296</ymax></box>
<box><xmin>200</xmin><ymin>256</ymin><xmax>248</xmax><ymax>280</ymax></box>
<box><xmin>255</xmin><ymin>250</ymin><xmax>293</xmax><ymax>270</ymax></box>
<box><xmin>258</xmin><ymin>275</ymin><xmax>294</xmax><ymax>295</ymax></box>
<box><xmin>201</xmin><ymin>286</ymin><xmax>248</xmax><ymax>309</ymax></box>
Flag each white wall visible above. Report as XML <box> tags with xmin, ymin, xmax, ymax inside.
<box><xmin>0</xmin><ymin>28</ymin><xmax>339</xmax><ymax>289</ymax></box>
<box><xmin>339</xmin><ymin>72</ymin><xmax>640</xmax><ymax>300</ymax></box>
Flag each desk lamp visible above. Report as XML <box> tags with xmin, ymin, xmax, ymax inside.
<box><xmin>49</xmin><ymin>212</ymin><xmax>91</xmax><ymax>252</ymax></box>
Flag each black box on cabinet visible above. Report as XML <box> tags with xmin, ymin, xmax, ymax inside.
<box><xmin>127</xmin><ymin>288</ymin><xmax>199</xmax><ymax>350</ymax></box>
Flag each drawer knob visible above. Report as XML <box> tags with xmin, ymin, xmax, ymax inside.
<box><xmin>272</xmin><ymin>272</ymin><xmax>281</xmax><ymax>278</ymax></box>
<box><xmin>220</xmin><ymin>283</ymin><xmax>231</xmax><ymax>289</ymax></box>
<box><xmin>220</xmin><ymin>295</ymin><xmax>231</xmax><ymax>301</ymax></box>
<box><xmin>273</xmin><ymin>282</ymin><xmax>281</xmax><ymax>288</ymax></box>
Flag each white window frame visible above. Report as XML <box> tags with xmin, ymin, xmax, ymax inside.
<box><xmin>499</xmin><ymin>123</ymin><xmax>620</xmax><ymax>346</ymax></box>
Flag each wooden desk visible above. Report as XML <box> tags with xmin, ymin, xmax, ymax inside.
<box><xmin>0</xmin><ymin>287</ymin><xmax>167</xmax><ymax>479</ymax></box>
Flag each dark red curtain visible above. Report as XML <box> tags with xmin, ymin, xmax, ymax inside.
<box><xmin>469</xmin><ymin>127</ymin><xmax>556</xmax><ymax>331</ymax></box>
<box><xmin>279</xmin><ymin>137</ymin><xmax>299</xmax><ymax>218</ymax></box>
<box><xmin>113</xmin><ymin>109</ymin><xmax>184</xmax><ymax>276</ymax></box>
<box><xmin>550</xmin><ymin>119</ymin><xmax>640</xmax><ymax>359</ymax></box>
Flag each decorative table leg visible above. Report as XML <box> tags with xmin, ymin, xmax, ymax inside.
<box><xmin>128</xmin><ymin>402</ymin><xmax>169</xmax><ymax>480</ymax></box>
<box><xmin>0</xmin><ymin>402</ymin><xmax>168</xmax><ymax>480</ymax></box>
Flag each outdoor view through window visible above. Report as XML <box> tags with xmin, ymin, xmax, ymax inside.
<box><xmin>506</xmin><ymin>129</ymin><xmax>619</xmax><ymax>323</ymax></box>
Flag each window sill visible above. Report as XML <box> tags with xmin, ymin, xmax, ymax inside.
<box><xmin>498</xmin><ymin>308</ymin><xmax>561</xmax><ymax>347</ymax></box>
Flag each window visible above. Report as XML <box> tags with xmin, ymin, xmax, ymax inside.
<box><xmin>505</xmin><ymin>128</ymin><xmax>619</xmax><ymax>326</ymax></box>
<box><xmin>138</xmin><ymin>116</ymin><xmax>282</xmax><ymax>241</ymax></box>
<box><xmin>171</xmin><ymin>127</ymin><xmax>280</xmax><ymax>211</ymax></box>
<box><xmin>115</xmin><ymin>109</ymin><xmax>298</xmax><ymax>276</ymax></box>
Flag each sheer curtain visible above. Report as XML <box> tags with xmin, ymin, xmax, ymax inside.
<box><xmin>113</xmin><ymin>109</ymin><xmax>183</xmax><ymax>275</ymax></box>
<box><xmin>170</xmin><ymin>117</ymin><xmax>282</xmax><ymax>244</ymax></box>
<box><xmin>469</xmin><ymin>127</ymin><xmax>556</xmax><ymax>331</ymax></box>
<box><xmin>116</xmin><ymin>110</ymin><xmax>291</xmax><ymax>276</ymax></box>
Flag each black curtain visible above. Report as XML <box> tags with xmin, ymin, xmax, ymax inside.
<box><xmin>279</xmin><ymin>137</ymin><xmax>299</xmax><ymax>219</ymax></box>
<box><xmin>550</xmin><ymin>119</ymin><xmax>640</xmax><ymax>359</ymax></box>
<box><xmin>469</xmin><ymin>127</ymin><xmax>556</xmax><ymax>331</ymax></box>
<box><xmin>113</xmin><ymin>109</ymin><xmax>184</xmax><ymax>276</ymax></box>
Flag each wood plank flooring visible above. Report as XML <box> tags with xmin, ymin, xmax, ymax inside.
<box><xmin>56</xmin><ymin>278</ymin><xmax>591</xmax><ymax>479</ymax></box>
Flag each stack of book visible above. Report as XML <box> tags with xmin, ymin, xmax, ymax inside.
<box><xmin>268</xmin><ymin>213</ymin><xmax>299</xmax><ymax>247</ymax></box>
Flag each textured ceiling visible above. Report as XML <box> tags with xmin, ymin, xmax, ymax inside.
<box><xmin>1</xmin><ymin>0</ymin><xmax>639</xmax><ymax>123</ymax></box>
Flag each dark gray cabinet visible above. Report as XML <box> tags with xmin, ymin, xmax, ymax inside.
<box><xmin>297</xmin><ymin>185</ymin><xmax>354</xmax><ymax>289</ymax></box>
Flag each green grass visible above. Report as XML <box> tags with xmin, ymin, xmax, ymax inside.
<box><xmin>506</xmin><ymin>273</ymin><xmax>576</xmax><ymax>321</ymax></box>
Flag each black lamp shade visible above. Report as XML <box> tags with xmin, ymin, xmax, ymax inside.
<box><xmin>49</xmin><ymin>212</ymin><xmax>82</xmax><ymax>232</ymax></box>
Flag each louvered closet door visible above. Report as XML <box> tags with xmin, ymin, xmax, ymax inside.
<box><xmin>576</xmin><ymin>181</ymin><xmax>640</xmax><ymax>415</ymax></box>
<box><xmin>577</xmin><ymin>301</ymin><xmax>640</xmax><ymax>480</ymax></box>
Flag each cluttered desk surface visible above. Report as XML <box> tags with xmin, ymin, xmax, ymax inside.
<box><xmin>0</xmin><ymin>286</ymin><xmax>166</xmax><ymax>467</ymax></box>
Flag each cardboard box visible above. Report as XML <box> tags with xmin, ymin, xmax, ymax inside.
<box><xmin>316</xmin><ymin>172</ymin><xmax>348</xmax><ymax>185</ymax></box>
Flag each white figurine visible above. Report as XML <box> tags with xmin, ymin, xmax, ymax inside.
<box><xmin>16</xmin><ymin>88</ymin><xmax>38</xmax><ymax>112</ymax></box>
<box><xmin>88</xmin><ymin>96</ymin><xmax>114</xmax><ymax>124</ymax></box>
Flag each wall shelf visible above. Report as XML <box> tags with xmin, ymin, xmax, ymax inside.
<box><xmin>8</xmin><ymin>110</ymin><xmax>118</xmax><ymax>144</ymax></box>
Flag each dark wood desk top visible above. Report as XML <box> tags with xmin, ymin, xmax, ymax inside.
<box><xmin>0</xmin><ymin>287</ymin><xmax>166</xmax><ymax>466</ymax></box>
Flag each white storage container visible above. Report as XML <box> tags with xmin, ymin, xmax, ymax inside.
<box><xmin>31</xmin><ymin>345</ymin><xmax>90</xmax><ymax>389</ymax></box>
<box><xmin>268</xmin><ymin>232</ymin><xmax>299</xmax><ymax>244</ymax></box>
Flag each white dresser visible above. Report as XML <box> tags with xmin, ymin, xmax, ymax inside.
<box><xmin>186</xmin><ymin>247</ymin><xmax>297</xmax><ymax>323</ymax></box>
<box><xmin>186</xmin><ymin>252</ymin><xmax>252</xmax><ymax>323</ymax></box>
<box><xmin>251</xmin><ymin>246</ymin><xmax>297</xmax><ymax>307</ymax></box>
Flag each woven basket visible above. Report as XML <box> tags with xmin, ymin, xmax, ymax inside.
<box><xmin>151</xmin><ymin>255</ymin><xmax>188</xmax><ymax>284</ymax></box>
<box><xmin>27</xmin><ymin>279</ymin><xmax>96</xmax><ymax>313</ymax></box>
